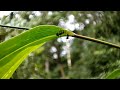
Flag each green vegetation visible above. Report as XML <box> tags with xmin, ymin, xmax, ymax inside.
<box><xmin>0</xmin><ymin>11</ymin><xmax>120</xmax><ymax>79</ymax></box>
<box><xmin>0</xmin><ymin>25</ymin><xmax>74</xmax><ymax>79</ymax></box>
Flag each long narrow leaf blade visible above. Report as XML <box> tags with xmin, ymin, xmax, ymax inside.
<box><xmin>0</xmin><ymin>25</ymin><xmax>75</xmax><ymax>79</ymax></box>
<box><xmin>105</xmin><ymin>69</ymin><xmax>120</xmax><ymax>79</ymax></box>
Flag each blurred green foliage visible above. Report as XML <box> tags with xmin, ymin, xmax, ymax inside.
<box><xmin>0</xmin><ymin>11</ymin><xmax>120</xmax><ymax>79</ymax></box>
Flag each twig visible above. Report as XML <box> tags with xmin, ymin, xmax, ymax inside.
<box><xmin>0</xmin><ymin>25</ymin><xmax>29</xmax><ymax>30</ymax></box>
<box><xmin>72</xmin><ymin>34</ymin><xmax>120</xmax><ymax>49</ymax></box>
<box><xmin>0</xmin><ymin>24</ymin><xmax>120</xmax><ymax>49</ymax></box>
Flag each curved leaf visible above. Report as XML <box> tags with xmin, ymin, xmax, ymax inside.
<box><xmin>105</xmin><ymin>69</ymin><xmax>120</xmax><ymax>79</ymax></box>
<box><xmin>0</xmin><ymin>25</ymin><xmax>75</xmax><ymax>79</ymax></box>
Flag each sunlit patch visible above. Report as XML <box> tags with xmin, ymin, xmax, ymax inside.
<box><xmin>29</xmin><ymin>15</ymin><xmax>34</xmax><ymax>19</ymax></box>
<box><xmin>85</xmin><ymin>19</ymin><xmax>90</xmax><ymax>24</ymax></box>
<box><xmin>87</xmin><ymin>14</ymin><xmax>92</xmax><ymax>18</ymax></box>
<box><xmin>58</xmin><ymin>19</ymin><xmax>66</xmax><ymax>27</ymax></box>
<box><xmin>57</xmin><ymin>37</ymin><xmax>66</xmax><ymax>42</ymax></box>
<box><xmin>53</xmin><ymin>53</ymin><xmax>58</xmax><ymax>59</ymax></box>
<box><xmin>0</xmin><ymin>11</ymin><xmax>12</xmax><ymax>18</ymax></box>
<box><xmin>93</xmin><ymin>21</ymin><xmax>96</xmax><ymax>25</ymax></box>
<box><xmin>48</xmin><ymin>11</ymin><xmax>53</xmax><ymax>16</ymax></box>
<box><xmin>75</xmin><ymin>23</ymin><xmax>80</xmax><ymax>30</ymax></box>
<box><xmin>15</xmin><ymin>14</ymin><xmax>20</xmax><ymax>18</ymax></box>
<box><xmin>61</xmin><ymin>50</ymin><xmax>66</xmax><ymax>56</ymax></box>
<box><xmin>50</xmin><ymin>46</ymin><xmax>57</xmax><ymax>53</ymax></box>
<box><xmin>68</xmin><ymin>15</ymin><xmax>75</xmax><ymax>22</ymax></box>
<box><xmin>65</xmin><ymin>22</ymin><xmax>75</xmax><ymax>31</ymax></box>
<box><xmin>33</xmin><ymin>11</ymin><xmax>41</xmax><ymax>16</ymax></box>
<box><xmin>79</xmin><ymin>23</ymin><xmax>85</xmax><ymax>30</ymax></box>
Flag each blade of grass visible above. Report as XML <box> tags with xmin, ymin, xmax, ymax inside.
<box><xmin>104</xmin><ymin>69</ymin><xmax>120</xmax><ymax>79</ymax></box>
<box><xmin>0</xmin><ymin>25</ymin><xmax>75</xmax><ymax>79</ymax></box>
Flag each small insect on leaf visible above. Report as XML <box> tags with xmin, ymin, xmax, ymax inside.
<box><xmin>56</xmin><ymin>29</ymin><xmax>75</xmax><ymax>39</ymax></box>
<box><xmin>66</xmin><ymin>34</ymin><xmax>69</xmax><ymax>39</ymax></box>
<box><xmin>56</xmin><ymin>30</ymin><xmax>65</xmax><ymax>37</ymax></box>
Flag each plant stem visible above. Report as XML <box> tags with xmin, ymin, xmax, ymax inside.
<box><xmin>0</xmin><ymin>25</ymin><xmax>29</xmax><ymax>30</ymax></box>
<box><xmin>72</xmin><ymin>34</ymin><xmax>120</xmax><ymax>49</ymax></box>
<box><xmin>0</xmin><ymin>24</ymin><xmax>120</xmax><ymax>49</ymax></box>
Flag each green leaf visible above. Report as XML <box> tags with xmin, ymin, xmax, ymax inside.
<box><xmin>0</xmin><ymin>25</ymin><xmax>75</xmax><ymax>79</ymax></box>
<box><xmin>105</xmin><ymin>69</ymin><xmax>120</xmax><ymax>79</ymax></box>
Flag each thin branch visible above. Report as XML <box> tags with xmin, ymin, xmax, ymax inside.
<box><xmin>72</xmin><ymin>34</ymin><xmax>120</xmax><ymax>49</ymax></box>
<box><xmin>0</xmin><ymin>24</ymin><xmax>120</xmax><ymax>49</ymax></box>
<box><xmin>0</xmin><ymin>25</ymin><xmax>29</xmax><ymax>30</ymax></box>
